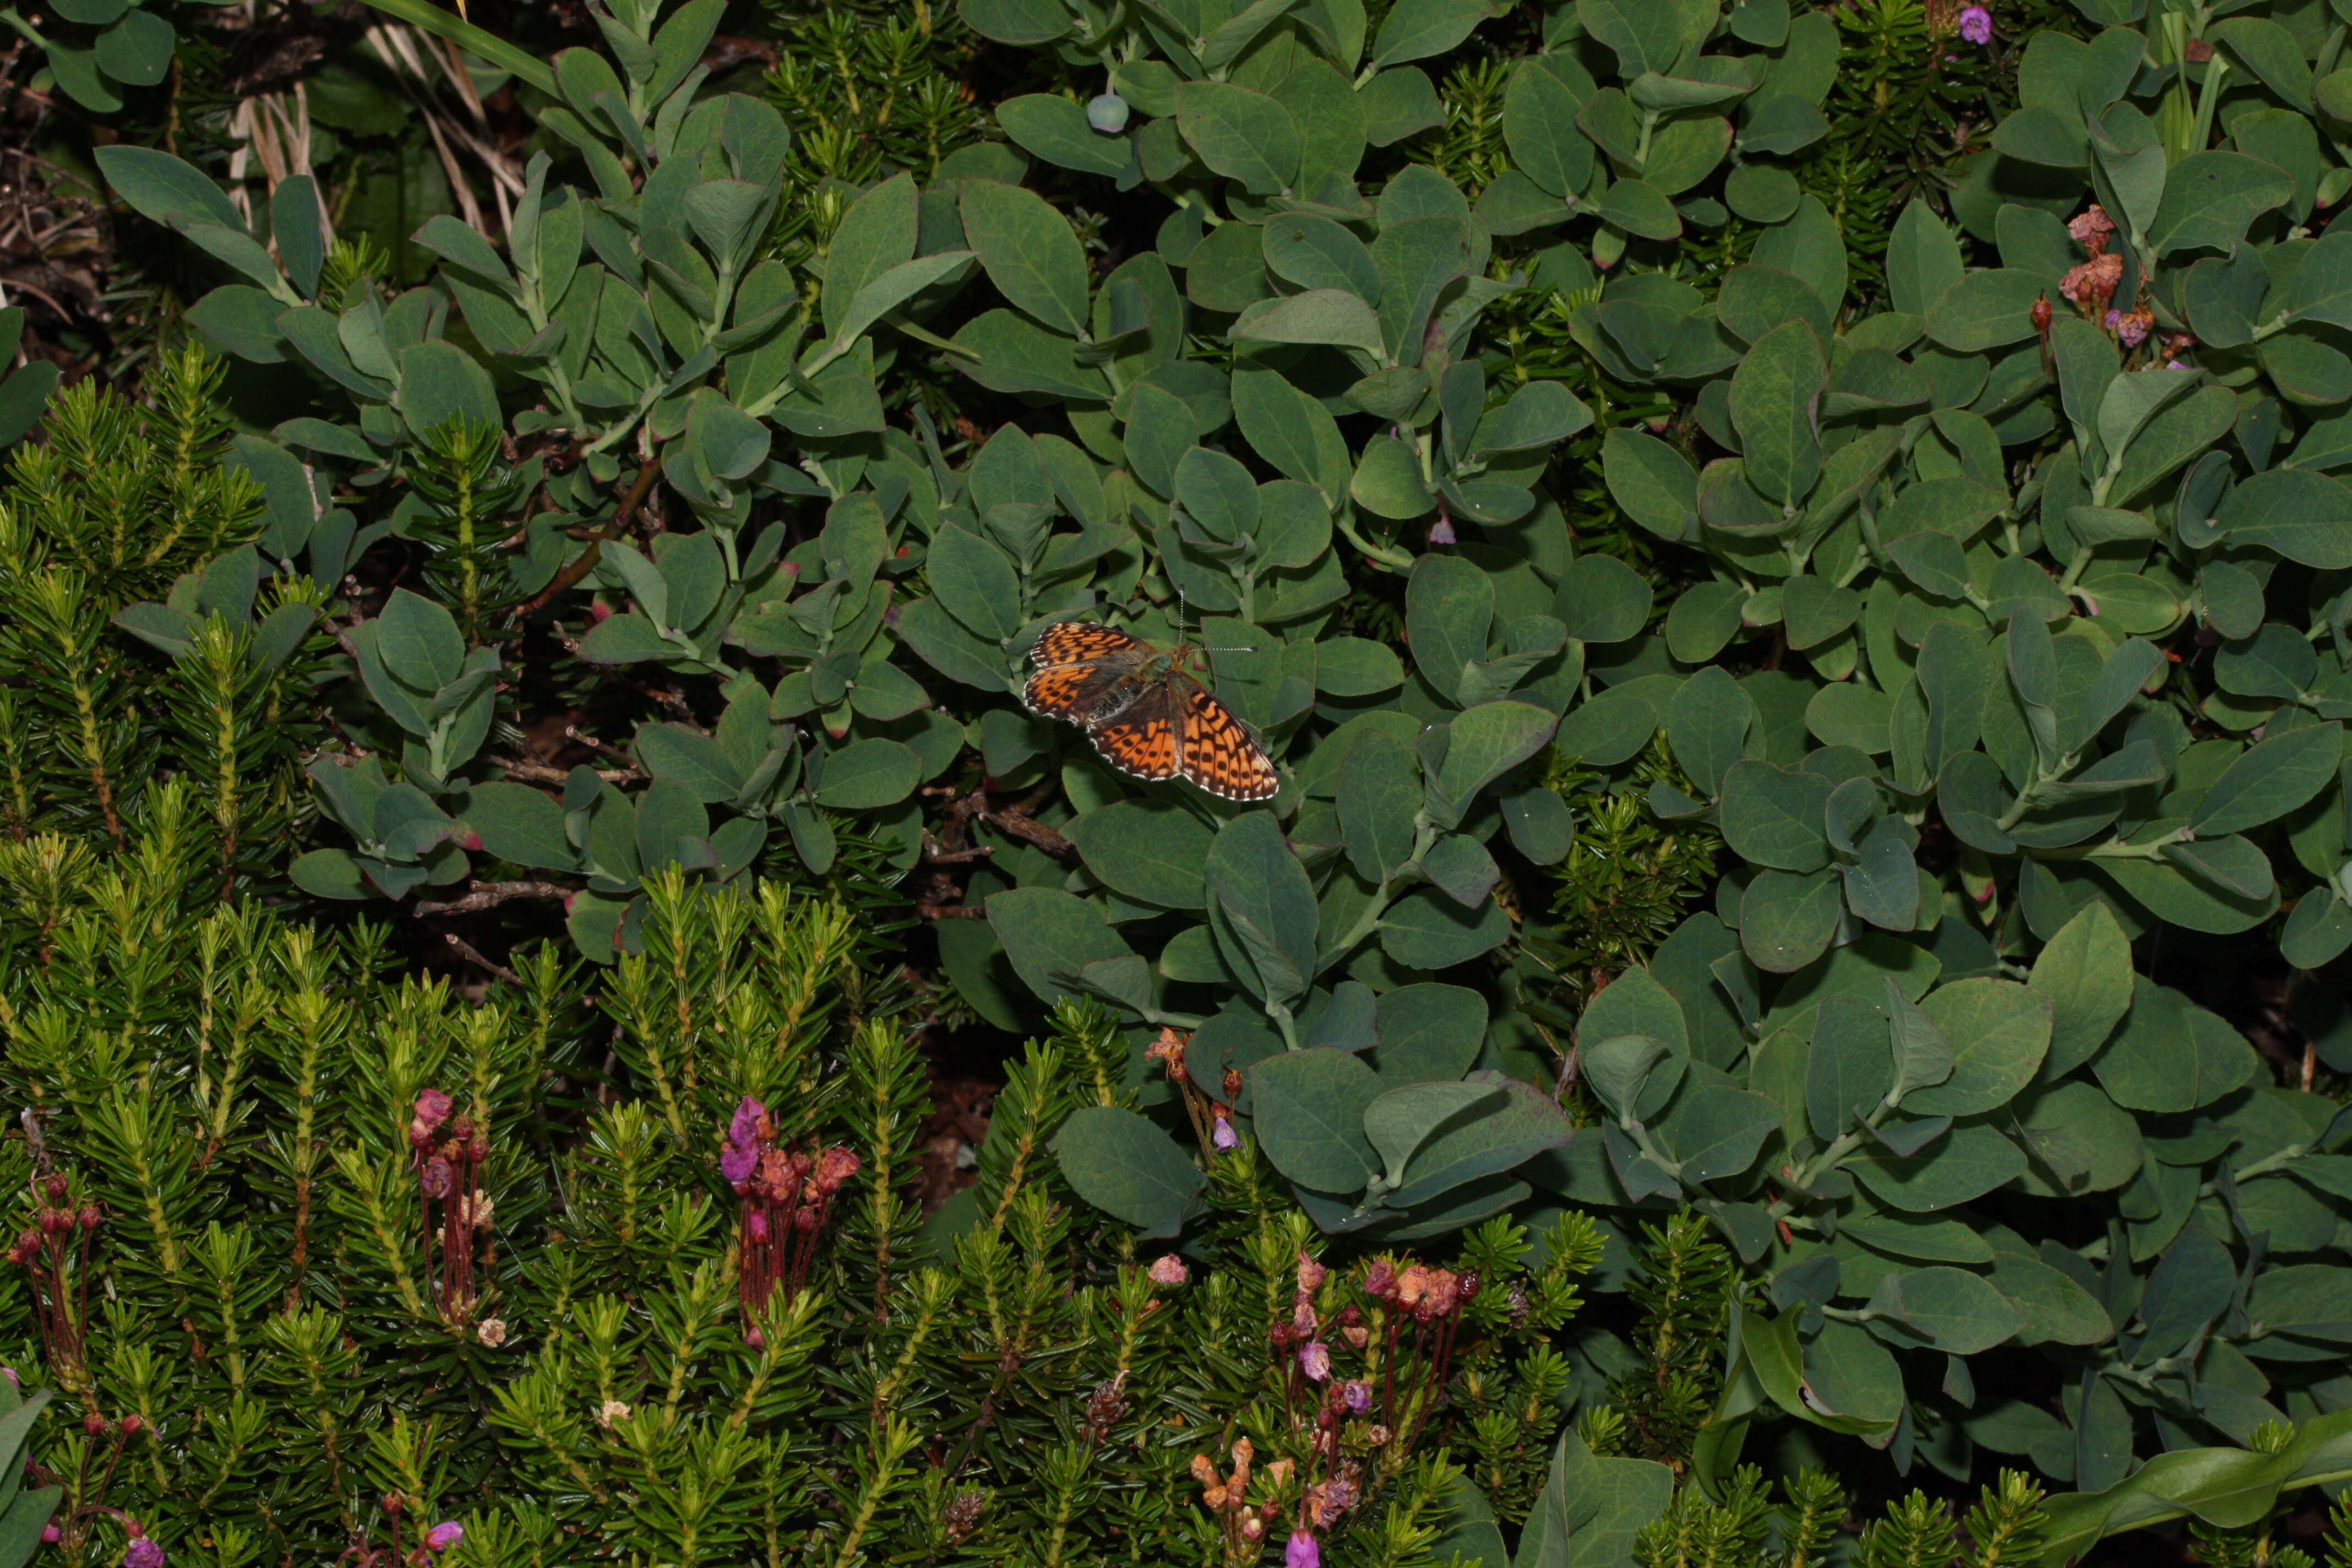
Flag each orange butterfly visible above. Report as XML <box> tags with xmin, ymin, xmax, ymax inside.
<box><xmin>1022</xmin><ymin>622</ymin><xmax>1281</xmax><ymax>802</ymax></box>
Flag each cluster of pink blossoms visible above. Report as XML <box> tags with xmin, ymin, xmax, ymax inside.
<box><xmin>2057</xmin><ymin>206</ymin><xmax>2159</xmax><ymax>347</ymax></box>
<box><xmin>722</xmin><ymin>1096</ymin><xmax>861</xmax><ymax>1333</ymax></box>
<box><xmin>1180</xmin><ymin>1249</ymin><xmax>1488</xmax><ymax>1564</ymax></box>
<box><xmin>1144</xmin><ymin>1029</ymin><xmax>1244</xmax><ymax>1153</ymax></box>
<box><xmin>1189</xmin><ymin>1439</ymin><xmax>1293</xmax><ymax>1558</ymax></box>
<box><xmin>9</xmin><ymin>1172</ymin><xmax>97</xmax><ymax>1381</ymax></box>
<box><xmin>409</xmin><ymin>1091</ymin><xmax>493</xmax><ymax>1324</ymax></box>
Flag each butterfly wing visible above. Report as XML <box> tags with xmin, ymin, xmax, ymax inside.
<box><xmin>1031</xmin><ymin>622</ymin><xmax>1142</xmax><ymax>669</ymax></box>
<box><xmin>1025</xmin><ymin>622</ymin><xmax>1152</xmax><ymax>723</ymax></box>
<box><xmin>1031</xmin><ymin>623</ymin><xmax>1278</xmax><ymax>799</ymax></box>
<box><xmin>1172</xmin><ymin>679</ymin><xmax>1280</xmax><ymax>802</ymax></box>
<box><xmin>1083</xmin><ymin>680</ymin><xmax>1186</xmax><ymax>784</ymax></box>
<box><xmin>1024</xmin><ymin>663</ymin><xmax>1127</xmax><ymax>722</ymax></box>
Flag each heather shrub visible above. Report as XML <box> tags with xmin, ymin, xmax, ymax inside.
<box><xmin>0</xmin><ymin>0</ymin><xmax>2347</xmax><ymax>1558</ymax></box>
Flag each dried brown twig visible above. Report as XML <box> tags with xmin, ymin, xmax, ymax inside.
<box><xmin>908</xmin><ymin>784</ymin><xmax>1075</xmax><ymax>921</ymax></box>
<box><xmin>413</xmin><ymin>881</ymin><xmax>571</xmax><ymax>917</ymax></box>
<box><xmin>499</xmin><ymin>758</ymin><xmax>641</xmax><ymax>787</ymax></box>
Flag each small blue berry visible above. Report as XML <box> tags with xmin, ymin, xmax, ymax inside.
<box><xmin>1087</xmin><ymin>93</ymin><xmax>1130</xmax><ymax>134</ymax></box>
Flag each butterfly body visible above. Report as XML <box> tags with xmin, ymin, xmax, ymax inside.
<box><xmin>1022</xmin><ymin>622</ymin><xmax>1280</xmax><ymax>802</ymax></box>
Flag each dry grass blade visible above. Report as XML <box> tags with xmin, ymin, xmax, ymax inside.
<box><xmin>360</xmin><ymin>20</ymin><xmax>525</xmax><ymax>239</ymax></box>
<box><xmin>226</xmin><ymin>83</ymin><xmax>335</xmax><ymax>254</ymax></box>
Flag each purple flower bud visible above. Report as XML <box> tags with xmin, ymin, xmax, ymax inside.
<box><xmin>1958</xmin><ymin>5</ymin><xmax>1992</xmax><ymax>41</ymax></box>
<box><xmin>720</xmin><ymin>1146</ymin><xmax>757</xmax><ymax>1185</ymax></box>
<box><xmin>124</xmin><ymin>1539</ymin><xmax>165</xmax><ymax>1568</ymax></box>
<box><xmin>1287</xmin><ymin>1531</ymin><xmax>1320</xmax><ymax>1568</ymax></box>
<box><xmin>1299</xmin><ymin>1341</ymin><xmax>1331</xmax><ymax>1381</ymax></box>
<box><xmin>1428</xmin><ymin>517</ymin><xmax>1457</xmax><ymax>547</ymax></box>
<box><xmin>728</xmin><ymin>1096</ymin><xmax>766</xmax><ymax>1149</ymax></box>
<box><xmin>424</xmin><ymin>1522</ymin><xmax>464</xmax><ymax>1552</ymax></box>
<box><xmin>1342</xmin><ymin>1379</ymin><xmax>1370</xmax><ymax>1414</ymax></box>
<box><xmin>1212</xmin><ymin>1114</ymin><xmax>1238</xmax><ymax>1151</ymax></box>
<box><xmin>1087</xmin><ymin>93</ymin><xmax>1130</xmax><ymax>133</ymax></box>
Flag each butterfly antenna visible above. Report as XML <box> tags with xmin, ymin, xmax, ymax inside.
<box><xmin>1174</xmin><ymin>588</ymin><xmax>1267</xmax><ymax>659</ymax></box>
